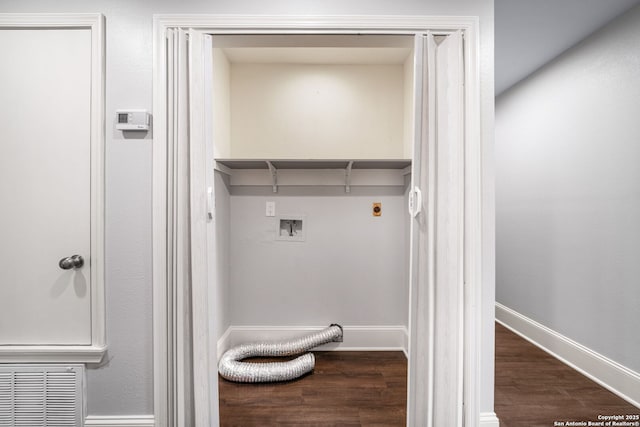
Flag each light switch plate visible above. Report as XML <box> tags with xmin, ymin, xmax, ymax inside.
<box><xmin>266</xmin><ymin>201</ymin><xmax>276</xmax><ymax>217</ymax></box>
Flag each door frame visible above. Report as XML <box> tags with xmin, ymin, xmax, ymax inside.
<box><xmin>153</xmin><ymin>14</ymin><xmax>483</xmax><ymax>427</ymax></box>
<box><xmin>0</xmin><ymin>13</ymin><xmax>106</xmax><ymax>363</ymax></box>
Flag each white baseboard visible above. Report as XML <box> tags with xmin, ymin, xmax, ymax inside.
<box><xmin>217</xmin><ymin>325</ymin><xmax>408</xmax><ymax>360</ymax></box>
<box><xmin>496</xmin><ymin>302</ymin><xmax>640</xmax><ymax>409</ymax></box>
<box><xmin>84</xmin><ymin>415</ymin><xmax>154</xmax><ymax>426</ymax></box>
<box><xmin>216</xmin><ymin>326</ymin><xmax>233</xmax><ymax>359</ymax></box>
<box><xmin>480</xmin><ymin>411</ymin><xmax>500</xmax><ymax>427</ymax></box>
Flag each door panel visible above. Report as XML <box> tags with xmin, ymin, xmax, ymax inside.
<box><xmin>407</xmin><ymin>31</ymin><xmax>465</xmax><ymax>427</ymax></box>
<box><xmin>430</xmin><ymin>31</ymin><xmax>465</xmax><ymax>427</ymax></box>
<box><xmin>0</xmin><ymin>28</ymin><xmax>92</xmax><ymax>345</ymax></box>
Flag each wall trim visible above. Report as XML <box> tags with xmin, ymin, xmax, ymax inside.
<box><xmin>84</xmin><ymin>415</ymin><xmax>155</xmax><ymax>427</ymax></box>
<box><xmin>155</xmin><ymin>14</ymin><xmax>479</xmax><ymax>31</ymax></box>
<box><xmin>216</xmin><ymin>327</ymin><xmax>232</xmax><ymax>360</ymax></box>
<box><xmin>479</xmin><ymin>412</ymin><xmax>500</xmax><ymax>427</ymax></box>
<box><xmin>0</xmin><ymin>345</ymin><xmax>106</xmax><ymax>363</ymax></box>
<box><xmin>217</xmin><ymin>325</ymin><xmax>409</xmax><ymax>360</ymax></box>
<box><xmin>496</xmin><ymin>302</ymin><xmax>640</xmax><ymax>409</ymax></box>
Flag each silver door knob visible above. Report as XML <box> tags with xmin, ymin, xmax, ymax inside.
<box><xmin>59</xmin><ymin>255</ymin><xmax>84</xmax><ymax>270</ymax></box>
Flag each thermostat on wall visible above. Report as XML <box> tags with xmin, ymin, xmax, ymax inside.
<box><xmin>116</xmin><ymin>109</ymin><xmax>150</xmax><ymax>131</ymax></box>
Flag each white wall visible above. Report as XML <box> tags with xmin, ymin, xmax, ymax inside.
<box><xmin>228</xmin><ymin>188</ymin><xmax>408</xmax><ymax>327</ymax></box>
<box><xmin>496</xmin><ymin>5</ymin><xmax>640</xmax><ymax>373</ymax></box>
<box><xmin>212</xmin><ymin>49</ymin><xmax>231</xmax><ymax>159</ymax></box>
<box><xmin>214</xmin><ymin>172</ymin><xmax>231</xmax><ymax>340</ymax></box>
<box><xmin>0</xmin><ymin>0</ymin><xmax>493</xmax><ymax>417</ymax></box>
<box><xmin>229</xmin><ymin>63</ymin><xmax>406</xmax><ymax>159</ymax></box>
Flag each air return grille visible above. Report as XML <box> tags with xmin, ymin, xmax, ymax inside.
<box><xmin>0</xmin><ymin>365</ymin><xmax>83</xmax><ymax>427</ymax></box>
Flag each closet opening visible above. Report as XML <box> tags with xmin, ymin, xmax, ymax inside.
<box><xmin>153</xmin><ymin>16</ymin><xmax>482</xmax><ymax>426</ymax></box>
<box><xmin>209</xmin><ymin>33</ymin><xmax>414</xmax><ymax>425</ymax></box>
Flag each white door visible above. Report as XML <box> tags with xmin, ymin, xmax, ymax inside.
<box><xmin>0</xmin><ymin>27</ymin><xmax>93</xmax><ymax>345</ymax></box>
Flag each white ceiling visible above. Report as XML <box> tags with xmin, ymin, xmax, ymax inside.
<box><xmin>495</xmin><ymin>0</ymin><xmax>640</xmax><ymax>95</ymax></box>
<box><xmin>214</xmin><ymin>34</ymin><xmax>414</xmax><ymax>64</ymax></box>
<box><xmin>222</xmin><ymin>48</ymin><xmax>412</xmax><ymax>64</ymax></box>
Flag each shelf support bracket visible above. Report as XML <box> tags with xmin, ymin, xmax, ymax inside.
<box><xmin>213</xmin><ymin>160</ymin><xmax>232</xmax><ymax>176</ymax></box>
<box><xmin>266</xmin><ymin>161</ymin><xmax>278</xmax><ymax>193</ymax></box>
<box><xmin>345</xmin><ymin>161</ymin><xmax>354</xmax><ymax>193</ymax></box>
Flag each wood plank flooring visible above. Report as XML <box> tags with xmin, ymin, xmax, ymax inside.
<box><xmin>495</xmin><ymin>322</ymin><xmax>639</xmax><ymax>427</ymax></box>
<box><xmin>218</xmin><ymin>351</ymin><xmax>407</xmax><ymax>426</ymax></box>
<box><xmin>219</xmin><ymin>326</ymin><xmax>639</xmax><ymax>426</ymax></box>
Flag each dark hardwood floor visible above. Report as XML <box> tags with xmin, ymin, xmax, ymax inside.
<box><xmin>219</xmin><ymin>327</ymin><xmax>639</xmax><ymax>426</ymax></box>
<box><xmin>218</xmin><ymin>351</ymin><xmax>407</xmax><ymax>426</ymax></box>
<box><xmin>495</xmin><ymin>322</ymin><xmax>639</xmax><ymax>427</ymax></box>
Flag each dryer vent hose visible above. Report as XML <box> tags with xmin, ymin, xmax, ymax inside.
<box><xmin>218</xmin><ymin>324</ymin><xmax>343</xmax><ymax>383</ymax></box>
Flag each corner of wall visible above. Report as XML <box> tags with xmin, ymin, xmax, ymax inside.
<box><xmin>480</xmin><ymin>412</ymin><xmax>500</xmax><ymax>427</ymax></box>
<box><xmin>496</xmin><ymin>303</ymin><xmax>640</xmax><ymax>410</ymax></box>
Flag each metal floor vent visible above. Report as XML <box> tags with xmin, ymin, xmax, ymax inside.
<box><xmin>0</xmin><ymin>365</ymin><xmax>83</xmax><ymax>427</ymax></box>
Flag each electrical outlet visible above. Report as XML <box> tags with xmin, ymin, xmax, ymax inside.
<box><xmin>373</xmin><ymin>202</ymin><xmax>382</xmax><ymax>217</ymax></box>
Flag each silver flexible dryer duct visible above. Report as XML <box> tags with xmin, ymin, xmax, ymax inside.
<box><xmin>218</xmin><ymin>324</ymin><xmax>343</xmax><ymax>383</ymax></box>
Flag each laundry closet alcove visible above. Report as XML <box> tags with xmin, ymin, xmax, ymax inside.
<box><xmin>153</xmin><ymin>15</ymin><xmax>483</xmax><ymax>427</ymax></box>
